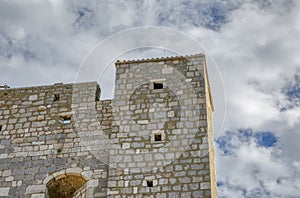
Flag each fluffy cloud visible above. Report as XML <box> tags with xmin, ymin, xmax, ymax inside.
<box><xmin>216</xmin><ymin>129</ymin><xmax>300</xmax><ymax>197</ymax></box>
<box><xmin>194</xmin><ymin>1</ymin><xmax>300</xmax><ymax>197</ymax></box>
<box><xmin>1</xmin><ymin>0</ymin><xmax>300</xmax><ymax>197</ymax></box>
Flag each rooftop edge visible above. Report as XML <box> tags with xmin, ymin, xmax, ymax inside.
<box><xmin>115</xmin><ymin>53</ymin><xmax>205</xmax><ymax>65</ymax></box>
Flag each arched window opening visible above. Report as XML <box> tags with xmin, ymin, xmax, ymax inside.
<box><xmin>46</xmin><ymin>174</ymin><xmax>87</xmax><ymax>198</ymax></box>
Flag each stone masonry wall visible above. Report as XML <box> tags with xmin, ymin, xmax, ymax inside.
<box><xmin>107</xmin><ymin>54</ymin><xmax>217</xmax><ymax>197</ymax></box>
<box><xmin>0</xmin><ymin>82</ymin><xmax>108</xmax><ymax>197</ymax></box>
<box><xmin>0</xmin><ymin>54</ymin><xmax>217</xmax><ymax>198</ymax></box>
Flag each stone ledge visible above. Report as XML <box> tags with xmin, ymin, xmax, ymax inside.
<box><xmin>25</xmin><ymin>185</ymin><xmax>45</xmax><ymax>194</ymax></box>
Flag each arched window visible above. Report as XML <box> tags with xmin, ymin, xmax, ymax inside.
<box><xmin>46</xmin><ymin>173</ymin><xmax>87</xmax><ymax>198</ymax></box>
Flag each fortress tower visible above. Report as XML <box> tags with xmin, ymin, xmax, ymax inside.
<box><xmin>0</xmin><ymin>54</ymin><xmax>217</xmax><ymax>197</ymax></box>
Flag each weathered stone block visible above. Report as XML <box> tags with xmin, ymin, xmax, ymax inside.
<box><xmin>0</xmin><ymin>187</ymin><xmax>10</xmax><ymax>196</ymax></box>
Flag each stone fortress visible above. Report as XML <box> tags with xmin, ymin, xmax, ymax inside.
<box><xmin>0</xmin><ymin>54</ymin><xmax>217</xmax><ymax>198</ymax></box>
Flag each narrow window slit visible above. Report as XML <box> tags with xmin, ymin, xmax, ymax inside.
<box><xmin>53</xmin><ymin>94</ymin><xmax>60</xmax><ymax>101</ymax></box>
<box><xmin>146</xmin><ymin>180</ymin><xmax>153</xmax><ymax>187</ymax></box>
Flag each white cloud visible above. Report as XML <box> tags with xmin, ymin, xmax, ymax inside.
<box><xmin>188</xmin><ymin>1</ymin><xmax>300</xmax><ymax>197</ymax></box>
<box><xmin>217</xmin><ymin>133</ymin><xmax>300</xmax><ymax>197</ymax></box>
<box><xmin>1</xmin><ymin>0</ymin><xmax>300</xmax><ymax>197</ymax></box>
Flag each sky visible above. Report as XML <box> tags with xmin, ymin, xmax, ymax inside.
<box><xmin>1</xmin><ymin>0</ymin><xmax>300</xmax><ymax>197</ymax></box>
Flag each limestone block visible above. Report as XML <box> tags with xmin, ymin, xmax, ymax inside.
<box><xmin>29</xmin><ymin>95</ymin><xmax>38</xmax><ymax>101</ymax></box>
<box><xmin>25</xmin><ymin>185</ymin><xmax>45</xmax><ymax>194</ymax></box>
<box><xmin>0</xmin><ymin>188</ymin><xmax>10</xmax><ymax>196</ymax></box>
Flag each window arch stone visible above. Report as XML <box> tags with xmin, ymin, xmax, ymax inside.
<box><xmin>43</xmin><ymin>168</ymin><xmax>91</xmax><ymax>198</ymax></box>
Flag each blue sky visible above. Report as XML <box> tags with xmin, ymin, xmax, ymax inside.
<box><xmin>1</xmin><ymin>0</ymin><xmax>300</xmax><ymax>197</ymax></box>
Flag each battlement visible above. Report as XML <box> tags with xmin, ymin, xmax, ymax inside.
<box><xmin>115</xmin><ymin>53</ymin><xmax>205</xmax><ymax>65</ymax></box>
<box><xmin>0</xmin><ymin>82</ymin><xmax>99</xmax><ymax>102</ymax></box>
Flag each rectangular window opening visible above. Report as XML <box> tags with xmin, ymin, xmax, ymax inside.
<box><xmin>60</xmin><ymin>115</ymin><xmax>72</xmax><ymax>124</ymax></box>
<box><xmin>95</xmin><ymin>85</ymin><xmax>100</xmax><ymax>101</ymax></box>
<box><xmin>53</xmin><ymin>94</ymin><xmax>60</xmax><ymax>101</ymax></box>
<box><xmin>154</xmin><ymin>133</ymin><xmax>162</xmax><ymax>141</ymax></box>
<box><xmin>153</xmin><ymin>82</ymin><xmax>163</xmax><ymax>89</ymax></box>
<box><xmin>0</xmin><ymin>125</ymin><xmax>2</xmax><ymax>131</ymax></box>
<box><xmin>146</xmin><ymin>180</ymin><xmax>153</xmax><ymax>187</ymax></box>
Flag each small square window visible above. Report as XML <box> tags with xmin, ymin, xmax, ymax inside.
<box><xmin>146</xmin><ymin>180</ymin><xmax>153</xmax><ymax>187</ymax></box>
<box><xmin>153</xmin><ymin>82</ymin><xmax>163</xmax><ymax>89</ymax></box>
<box><xmin>154</xmin><ymin>133</ymin><xmax>162</xmax><ymax>141</ymax></box>
<box><xmin>53</xmin><ymin>94</ymin><xmax>60</xmax><ymax>101</ymax></box>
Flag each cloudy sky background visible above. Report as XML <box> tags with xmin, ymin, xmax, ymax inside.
<box><xmin>1</xmin><ymin>0</ymin><xmax>300</xmax><ymax>197</ymax></box>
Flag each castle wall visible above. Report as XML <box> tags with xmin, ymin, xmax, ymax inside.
<box><xmin>107</xmin><ymin>54</ymin><xmax>216</xmax><ymax>197</ymax></box>
<box><xmin>0</xmin><ymin>54</ymin><xmax>217</xmax><ymax>198</ymax></box>
<box><xmin>0</xmin><ymin>82</ymin><xmax>109</xmax><ymax>197</ymax></box>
